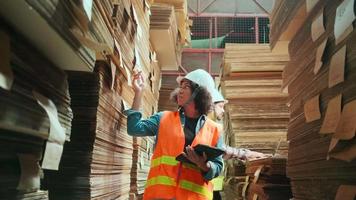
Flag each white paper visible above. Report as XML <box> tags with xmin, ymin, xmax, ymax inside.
<box><xmin>140</xmin><ymin>154</ymin><xmax>145</xmax><ymax>169</ymax></box>
<box><xmin>132</xmin><ymin>5</ymin><xmax>143</xmax><ymax>39</ymax></box>
<box><xmin>152</xmin><ymin>51</ymin><xmax>158</xmax><ymax>63</ymax></box>
<box><xmin>0</xmin><ymin>31</ymin><xmax>14</xmax><ymax>90</ymax></box>
<box><xmin>314</xmin><ymin>39</ymin><xmax>327</xmax><ymax>74</ymax></box>
<box><xmin>137</xmin><ymin>22</ymin><xmax>143</xmax><ymax>40</ymax></box>
<box><xmin>41</xmin><ymin>142</ymin><xmax>64</xmax><ymax>170</ymax></box>
<box><xmin>311</xmin><ymin>12</ymin><xmax>325</xmax><ymax>42</ymax></box>
<box><xmin>114</xmin><ymin>39</ymin><xmax>124</xmax><ymax>68</ymax></box>
<box><xmin>125</xmin><ymin>66</ymin><xmax>132</xmax><ymax>87</ymax></box>
<box><xmin>132</xmin><ymin>5</ymin><xmax>138</xmax><ymax>24</ymax></box>
<box><xmin>144</xmin><ymin>0</ymin><xmax>151</xmax><ymax>16</ymax></box>
<box><xmin>121</xmin><ymin>99</ymin><xmax>130</xmax><ymax>110</ymax></box>
<box><xmin>33</xmin><ymin>91</ymin><xmax>66</xmax><ymax>170</ymax></box>
<box><xmin>135</xmin><ymin>48</ymin><xmax>142</xmax><ymax>69</ymax></box>
<box><xmin>110</xmin><ymin>61</ymin><xmax>116</xmax><ymax>90</ymax></box>
<box><xmin>83</xmin><ymin>0</ymin><xmax>93</xmax><ymax>21</ymax></box>
<box><xmin>17</xmin><ymin>154</ymin><xmax>41</xmax><ymax>191</ymax></box>
<box><xmin>33</xmin><ymin>91</ymin><xmax>66</xmax><ymax>144</ymax></box>
<box><xmin>334</xmin><ymin>0</ymin><xmax>355</xmax><ymax>43</ymax></box>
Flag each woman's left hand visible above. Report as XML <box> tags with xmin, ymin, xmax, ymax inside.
<box><xmin>184</xmin><ymin>145</ymin><xmax>210</xmax><ymax>172</ymax></box>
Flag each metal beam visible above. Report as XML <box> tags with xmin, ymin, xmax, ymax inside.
<box><xmin>197</xmin><ymin>0</ymin><xmax>200</xmax><ymax>15</ymax></box>
<box><xmin>255</xmin><ymin>16</ymin><xmax>259</xmax><ymax>44</ymax></box>
<box><xmin>188</xmin><ymin>4</ymin><xmax>197</xmax><ymax>14</ymax></box>
<box><xmin>199</xmin><ymin>0</ymin><xmax>217</xmax><ymax>15</ymax></box>
<box><xmin>188</xmin><ymin>13</ymin><xmax>268</xmax><ymax>17</ymax></box>
<box><xmin>251</xmin><ymin>0</ymin><xmax>270</xmax><ymax>15</ymax></box>
<box><xmin>183</xmin><ymin>48</ymin><xmax>225</xmax><ymax>53</ymax></box>
<box><xmin>179</xmin><ymin>65</ymin><xmax>188</xmax><ymax>74</ymax></box>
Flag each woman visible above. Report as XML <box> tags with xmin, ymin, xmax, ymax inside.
<box><xmin>125</xmin><ymin>69</ymin><xmax>224</xmax><ymax>200</ymax></box>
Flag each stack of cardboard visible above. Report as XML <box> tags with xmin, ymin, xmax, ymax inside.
<box><xmin>245</xmin><ymin>157</ymin><xmax>292</xmax><ymax>200</ymax></box>
<box><xmin>1</xmin><ymin>0</ymin><xmax>175</xmax><ymax>199</ymax></box>
<box><xmin>153</xmin><ymin>0</ymin><xmax>189</xmax><ymax>45</ymax></box>
<box><xmin>271</xmin><ymin>0</ymin><xmax>356</xmax><ymax>199</ymax></box>
<box><xmin>221</xmin><ymin>43</ymin><xmax>290</xmax><ymax>156</ymax></box>
<box><xmin>0</xmin><ymin>19</ymin><xmax>72</xmax><ymax>199</ymax></box>
<box><xmin>0</xmin><ymin>0</ymin><xmax>97</xmax><ymax>71</ymax></box>
<box><xmin>130</xmin><ymin>137</ymin><xmax>155</xmax><ymax>199</ymax></box>
<box><xmin>269</xmin><ymin>0</ymin><xmax>306</xmax><ymax>49</ymax></box>
<box><xmin>44</xmin><ymin>64</ymin><xmax>133</xmax><ymax>200</ymax></box>
<box><xmin>150</xmin><ymin>3</ymin><xmax>181</xmax><ymax>70</ymax></box>
<box><xmin>1</xmin><ymin>0</ymin><xmax>163</xmax><ymax>199</ymax></box>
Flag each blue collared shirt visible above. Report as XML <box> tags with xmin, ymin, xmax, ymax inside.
<box><xmin>124</xmin><ymin>109</ymin><xmax>224</xmax><ymax>181</ymax></box>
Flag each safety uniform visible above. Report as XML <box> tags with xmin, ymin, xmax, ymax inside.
<box><xmin>143</xmin><ymin>111</ymin><xmax>221</xmax><ymax>200</ymax></box>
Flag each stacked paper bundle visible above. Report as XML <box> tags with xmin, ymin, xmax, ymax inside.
<box><xmin>222</xmin><ymin>43</ymin><xmax>290</xmax><ymax>156</ymax></box>
<box><xmin>0</xmin><ymin>18</ymin><xmax>72</xmax><ymax>199</ymax></box>
<box><xmin>245</xmin><ymin>157</ymin><xmax>292</xmax><ymax>200</ymax></box>
<box><xmin>271</xmin><ymin>0</ymin><xmax>356</xmax><ymax>199</ymax></box>
<box><xmin>150</xmin><ymin>3</ymin><xmax>182</xmax><ymax>70</ymax></box>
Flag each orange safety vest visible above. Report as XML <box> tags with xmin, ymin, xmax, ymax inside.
<box><xmin>143</xmin><ymin>111</ymin><xmax>220</xmax><ymax>200</ymax></box>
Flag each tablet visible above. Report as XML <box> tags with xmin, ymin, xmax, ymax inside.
<box><xmin>175</xmin><ymin>144</ymin><xmax>225</xmax><ymax>164</ymax></box>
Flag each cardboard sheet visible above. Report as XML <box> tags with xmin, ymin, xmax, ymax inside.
<box><xmin>328</xmin><ymin>45</ymin><xmax>346</xmax><ymax>88</ymax></box>
<box><xmin>335</xmin><ymin>185</ymin><xmax>356</xmax><ymax>200</ymax></box>
<box><xmin>114</xmin><ymin>39</ymin><xmax>124</xmax><ymax>68</ymax></box>
<box><xmin>306</xmin><ymin>0</ymin><xmax>319</xmax><ymax>12</ymax></box>
<box><xmin>314</xmin><ymin>39</ymin><xmax>327</xmax><ymax>74</ymax></box>
<box><xmin>304</xmin><ymin>95</ymin><xmax>321</xmax><ymax>122</ymax></box>
<box><xmin>311</xmin><ymin>12</ymin><xmax>325</xmax><ymax>42</ymax></box>
<box><xmin>125</xmin><ymin>66</ymin><xmax>132</xmax><ymax>87</ymax></box>
<box><xmin>320</xmin><ymin>94</ymin><xmax>342</xmax><ymax>134</ymax></box>
<box><xmin>334</xmin><ymin>100</ymin><xmax>356</xmax><ymax>140</ymax></box>
<box><xmin>110</xmin><ymin>60</ymin><xmax>116</xmax><ymax>90</ymax></box>
<box><xmin>41</xmin><ymin>142</ymin><xmax>64</xmax><ymax>170</ymax></box>
<box><xmin>329</xmin><ymin>143</ymin><xmax>356</xmax><ymax>162</ymax></box>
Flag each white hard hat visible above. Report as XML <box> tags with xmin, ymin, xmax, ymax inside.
<box><xmin>212</xmin><ymin>88</ymin><xmax>225</xmax><ymax>103</ymax></box>
<box><xmin>177</xmin><ymin>69</ymin><xmax>215</xmax><ymax>94</ymax></box>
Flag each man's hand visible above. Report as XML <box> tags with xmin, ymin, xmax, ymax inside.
<box><xmin>245</xmin><ymin>151</ymin><xmax>268</xmax><ymax>160</ymax></box>
<box><xmin>184</xmin><ymin>145</ymin><xmax>211</xmax><ymax>172</ymax></box>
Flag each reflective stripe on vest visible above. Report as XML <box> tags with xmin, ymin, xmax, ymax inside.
<box><xmin>179</xmin><ymin>180</ymin><xmax>213</xmax><ymax>200</ymax></box>
<box><xmin>151</xmin><ymin>155</ymin><xmax>179</xmax><ymax>168</ymax></box>
<box><xmin>147</xmin><ymin>176</ymin><xmax>177</xmax><ymax>187</ymax></box>
<box><xmin>144</xmin><ymin>112</ymin><xmax>219</xmax><ymax>200</ymax></box>
<box><xmin>212</xmin><ymin>176</ymin><xmax>224</xmax><ymax>191</ymax></box>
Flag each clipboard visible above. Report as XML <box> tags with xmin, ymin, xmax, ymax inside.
<box><xmin>175</xmin><ymin>144</ymin><xmax>225</xmax><ymax>164</ymax></box>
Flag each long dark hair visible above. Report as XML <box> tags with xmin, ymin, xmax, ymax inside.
<box><xmin>190</xmin><ymin>82</ymin><xmax>213</xmax><ymax>115</ymax></box>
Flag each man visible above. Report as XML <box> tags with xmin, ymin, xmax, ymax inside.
<box><xmin>210</xmin><ymin>89</ymin><xmax>265</xmax><ymax>200</ymax></box>
<box><xmin>125</xmin><ymin>69</ymin><xmax>224</xmax><ymax>200</ymax></box>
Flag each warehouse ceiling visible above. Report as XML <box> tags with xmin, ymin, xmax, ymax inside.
<box><xmin>188</xmin><ymin>0</ymin><xmax>274</xmax><ymax>16</ymax></box>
